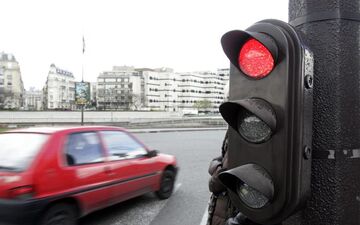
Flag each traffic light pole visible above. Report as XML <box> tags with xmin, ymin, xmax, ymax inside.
<box><xmin>287</xmin><ymin>1</ymin><xmax>360</xmax><ymax>224</ymax></box>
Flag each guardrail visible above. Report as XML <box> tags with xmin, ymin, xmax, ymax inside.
<box><xmin>0</xmin><ymin>111</ymin><xmax>226</xmax><ymax>128</ymax></box>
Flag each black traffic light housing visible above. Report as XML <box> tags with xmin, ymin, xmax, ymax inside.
<box><xmin>218</xmin><ymin>19</ymin><xmax>313</xmax><ymax>224</ymax></box>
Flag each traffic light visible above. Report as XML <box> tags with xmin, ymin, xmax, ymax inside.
<box><xmin>218</xmin><ymin>19</ymin><xmax>314</xmax><ymax>224</ymax></box>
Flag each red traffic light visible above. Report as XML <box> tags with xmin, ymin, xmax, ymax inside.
<box><xmin>238</xmin><ymin>38</ymin><xmax>274</xmax><ymax>79</ymax></box>
<box><xmin>219</xmin><ymin>20</ymin><xmax>314</xmax><ymax>224</ymax></box>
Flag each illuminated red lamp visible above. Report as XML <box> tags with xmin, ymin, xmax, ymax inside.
<box><xmin>238</xmin><ymin>38</ymin><xmax>274</xmax><ymax>79</ymax></box>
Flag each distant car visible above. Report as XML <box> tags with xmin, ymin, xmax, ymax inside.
<box><xmin>0</xmin><ymin>126</ymin><xmax>178</xmax><ymax>225</ymax></box>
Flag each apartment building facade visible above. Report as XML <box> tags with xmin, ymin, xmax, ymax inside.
<box><xmin>0</xmin><ymin>52</ymin><xmax>25</xmax><ymax>109</ymax></box>
<box><xmin>43</xmin><ymin>64</ymin><xmax>75</xmax><ymax>110</ymax></box>
<box><xmin>96</xmin><ymin>66</ymin><xmax>142</xmax><ymax>110</ymax></box>
<box><xmin>97</xmin><ymin>66</ymin><xmax>229</xmax><ymax>113</ymax></box>
<box><xmin>24</xmin><ymin>87</ymin><xmax>43</xmax><ymax>110</ymax></box>
<box><xmin>138</xmin><ymin>68</ymin><xmax>229</xmax><ymax>113</ymax></box>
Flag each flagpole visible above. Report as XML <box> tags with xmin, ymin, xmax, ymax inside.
<box><xmin>82</xmin><ymin>36</ymin><xmax>85</xmax><ymax>82</ymax></box>
<box><xmin>81</xmin><ymin>35</ymin><xmax>85</xmax><ymax>126</ymax></box>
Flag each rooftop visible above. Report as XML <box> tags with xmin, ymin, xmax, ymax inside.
<box><xmin>0</xmin><ymin>52</ymin><xmax>17</xmax><ymax>62</ymax></box>
<box><xmin>50</xmin><ymin>64</ymin><xmax>74</xmax><ymax>77</ymax></box>
<box><xmin>6</xmin><ymin>126</ymin><xmax>126</xmax><ymax>134</ymax></box>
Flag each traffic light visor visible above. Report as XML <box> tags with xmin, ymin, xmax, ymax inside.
<box><xmin>220</xmin><ymin>99</ymin><xmax>276</xmax><ymax>143</ymax></box>
<box><xmin>221</xmin><ymin>30</ymin><xmax>278</xmax><ymax>79</ymax></box>
<box><xmin>219</xmin><ymin>164</ymin><xmax>274</xmax><ymax>209</ymax></box>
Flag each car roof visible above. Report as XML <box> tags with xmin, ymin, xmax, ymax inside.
<box><xmin>5</xmin><ymin>126</ymin><xmax>126</xmax><ymax>134</ymax></box>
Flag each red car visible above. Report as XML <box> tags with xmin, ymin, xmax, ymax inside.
<box><xmin>0</xmin><ymin>126</ymin><xmax>178</xmax><ymax>225</ymax></box>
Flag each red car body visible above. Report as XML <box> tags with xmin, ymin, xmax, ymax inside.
<box><xmin>0</xmin><ymin>126</ymin><xmax>177</xmax><ymax>225</ymax></box>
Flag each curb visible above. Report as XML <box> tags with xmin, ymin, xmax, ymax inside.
<box><xmin>129</xmin><ymin>127</ymin><xmax>227</xmax><ymax>133</ymax></box>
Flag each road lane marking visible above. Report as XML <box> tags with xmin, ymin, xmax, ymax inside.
<box><xmin>148</xmin><ymin>183</ymin><xmax>182</xmax><ymax>225</ymax></box>
<box><xmin>174</xmin><ymin>183</ymin><xmax>182</xmax><ymax>193</ymax></box>
<box><xmin>199</xmin><ymin>207</ymin><xmax>209</xmax><ymax>225</ymax></box>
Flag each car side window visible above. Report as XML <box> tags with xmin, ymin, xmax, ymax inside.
<box><xmin>100</xmin><ymin>131</ymin><xmax>147</xmax><ymax>161</ymax></box>
<box><xmin>65</xmin><ymin>132</ymin><xmax>104</xmax><ymax>166</ymax></box>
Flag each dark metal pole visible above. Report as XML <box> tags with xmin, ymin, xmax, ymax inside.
<box><xmin>81</xmin><ymin>104</ymin><xmax>84</xmax><ymax>126</ymax></box>
<box><xmin>286</xmin><ymin>1</ymin><xmax>360</xmax><ymax>224</ymax></box>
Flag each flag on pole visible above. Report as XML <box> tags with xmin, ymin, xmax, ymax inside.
<box><xmin>82</xmin><ymin>36</ymin><xmax>85</xmax><ymax>54</ymax></box>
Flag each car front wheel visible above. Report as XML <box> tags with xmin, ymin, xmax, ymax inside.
<box><xmin>156</xmin><ymin>170</ymin><xmax>175</xmax><ymax>199</ymax></box>
<box><xmin>40</xmin><ymin>203</ymin><xmax>77</xmax><ymax>225</ymax></box>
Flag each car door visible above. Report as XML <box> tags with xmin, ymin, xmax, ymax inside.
<box><xmin>61</xmin><ymin>131</ymin><xmax>111</xmax><ymax>214</ymax></box>
<box><xmin>99</xmin><ymin>130</ymin><xmax>157</xmax><ymax>204</ymax></box>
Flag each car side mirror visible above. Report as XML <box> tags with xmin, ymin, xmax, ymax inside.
<box><xmin>147</xmin><ymin>150</ymin><xmax>158</xmax><ymax>158</ymax></box>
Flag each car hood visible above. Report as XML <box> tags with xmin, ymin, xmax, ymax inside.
<box><xmin>157</xmin><ymin>153</ymin><xmax>177</xmax><ymax>166</ymax></box>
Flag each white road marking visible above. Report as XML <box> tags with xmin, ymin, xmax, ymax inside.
<box><xmin>199</xmin><ymin>207</ymin><xmax>209</xmax><ymax>225</ymax></box>
<box><xmin>174</xmin><ymin>183</ymin><xmax>182</xmax><ymax>193</ymax></box>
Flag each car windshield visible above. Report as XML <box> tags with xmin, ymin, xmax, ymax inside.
<box><xmin>0</xmin><ymin>133</ymin><xmax>49</xmax><ymax>171</ymax></box>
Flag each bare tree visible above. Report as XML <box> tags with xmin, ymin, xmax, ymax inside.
<box><xmin>129</xmin><ymin>93</ymin><xmax>145</xmax><ymax>111</ymax></box>
<box><xmin>193</xmin><ymin>99</ymin><xmax>212</xmax><ymax>112</ymax></box>
<box><xmin>0</xmin><ymin>88</ymin><xmax>14</xmax><ymax>109</ymax></box>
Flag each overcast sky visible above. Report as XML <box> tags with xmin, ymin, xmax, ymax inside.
<box><xmin>0</xmin><ymin>0</ymin><xmax>288</xmax><ymax>90</ymax></box>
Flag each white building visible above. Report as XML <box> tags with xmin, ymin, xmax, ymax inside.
<box><xmin>137</xmin><ymin>67</ymin><xmax>175</xmax><ymax>111</ymax></box>
<box><xmin>217</xmin><ymin>68</ymin><xmax>230</xmax><ymax>100</ymax></box>
<box><xmin>177</xmin><ymin>70</ymin><xmax>229</xmax><ymax>113</ymax></box>
<box><xmin>43</xmin><ymin>64</ymin><xmax>75</xmax><ymax>110</ymax></box>
<box><xmin>24</xmin><ymin>87</ymin><xmax>43</xmax><ymax>110</ymax></box>
<box><xmin>90</xmin><ymin>82</ymin><xmax>97</xmax><ymax>108</ymax></box>
<box><xmin>138</xmin><ymin>68</ymin><xmax>229</xmax><ymax>113</ymax></box>
<box><xmin>97</xmin><ymin>66</ymin><xmax>229</xmax><ymax>113</ymax></box>
<box><xmin>0</xmin><ymin>52</ymin><xmax>25</xmax><ymax>109</ymax></box>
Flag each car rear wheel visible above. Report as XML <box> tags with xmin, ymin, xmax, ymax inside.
<box><xmin>156</xmin><ymin>170</ymin><xmax>175</xmax><ymax>199</ymax></box>
<box><xmin>40</xmin><ymin>203</ymin><xmax>77</xmax><ymax>225</ymax></box>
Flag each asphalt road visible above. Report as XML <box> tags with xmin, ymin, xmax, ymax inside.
<box><xmin>79</xmin><ymin>130</ymin><xmax>226</xmax><ymax>225</ymax></box>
